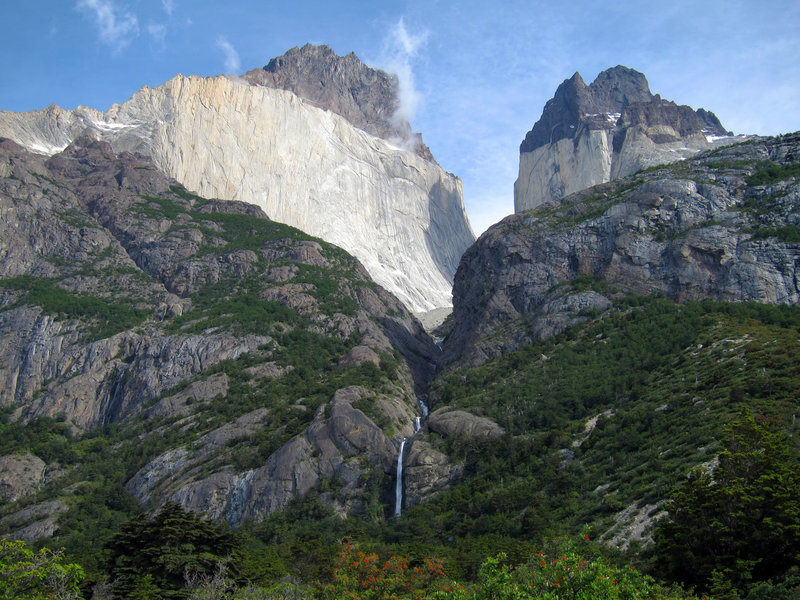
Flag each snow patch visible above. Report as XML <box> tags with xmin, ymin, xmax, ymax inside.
<box><xmin>583</xmin><ymin>112</ymin><xmax>621</xmax><ymax>125</ymax></box>
<box><xmin>28</xmin><ymin>141</ymin><xmax>69</xmax><ymax>156</ymax></box>
<box><xmin>91</xmin><ymin>120</ymin><xmax>137</xmax><ymax>132</ymax></box>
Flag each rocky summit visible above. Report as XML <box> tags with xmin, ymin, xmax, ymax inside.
<box><xmin>244</xmin><ymin>43</ymin><xmax>434</xmax><ymax>160</ymax></box>
<box><xmin>514</xmin><ymin>65</ymin><xmax>739</xmax><ymax>213</ymax></box>
<box><xmin>0</xmin><ymin>46</ymin><xmax>474</xmax><ymax>314</ymax></box>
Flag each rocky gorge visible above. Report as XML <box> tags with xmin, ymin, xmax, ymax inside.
<box><xmin>0</xmin><ymin>134</ymin><xmax>482</xmax><ymax>536</ymax></box>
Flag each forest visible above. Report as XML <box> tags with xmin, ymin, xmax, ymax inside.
<box><xmin>2</xmin><ymin>295</ymin><xmax>799</xmax><ymax>600</ymax></box>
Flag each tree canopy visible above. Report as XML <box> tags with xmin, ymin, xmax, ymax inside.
<box><xmin>655</xmin><ymin>411</ymin><xmax>800</xmax><ymax>596</ymax></box>
<box><xmin>105</xmin><ymin>502</ymin><xmax>241</xmax><ymax>599</ymax></box>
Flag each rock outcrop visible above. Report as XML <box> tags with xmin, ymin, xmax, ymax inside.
<box><xmin>449</xmin><ymin>133</ymin><xmax>800</xmax><ymax>365</ymax></box>
<box><xmin>514</xmin><ymin>66</ymin><xmax>740</xmax><ymax>212</ymax></box>
<box><xmin>131</xmin><ymin>386</ymin><xmax>414</xmax><ymax>522</ymax></box>
<box><xmin>0</xmin><ymin>46</ymin><xmax>475</xmax><ymax>314</ymax></box>
<box><xmin>0</xmin><ymin>453</ymin><xmax>46</xmax><ymax>502</ymax></box>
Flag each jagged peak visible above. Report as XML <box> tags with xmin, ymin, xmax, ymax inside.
<box><xmin>587</xmin><ymin>65</ymin><xmax>652</xmax><ymax>112</ymax></box>
<box><xmin>244</xmin><ymin>44</ymin><xmax>434</xmax><ymax>161</ymax></box>
<box><xmin>261</xmin><ymin>43</ymin><xmax>370</xmax><ymax>73</ymax></box>
<box><xmin>520</xmin><ymin>65</ymin><xmax>726</xmax><ymax>153</ymax></box>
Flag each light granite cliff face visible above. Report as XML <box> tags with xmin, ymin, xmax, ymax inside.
<box><xmin>514</xmin><ymin>66</ymin><xmax>739</xmax><ymax>212</ymax></box>
<box><xmin>449</xmin><ymin>133</ymin><xmax>800</xmax><ymax>366</ymax></box>
<box><xmin>0</xmin><ymin>50</ymin><xmax>474</xmax><ymax>314</ymax></box>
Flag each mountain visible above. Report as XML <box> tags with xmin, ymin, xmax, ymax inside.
<box><xmin>1</xmin><ymin>48</ymin><xmax>799</xmax><ymax>599</ymax></box>
<box><xmin>0</xmin><ymin>134</ymin><xmax>475</xmax><ymax>538</ymax></box>
<box><xmin>0</xmin><ymin>45</ymin><xmax>475</xmax><ymax>314</ymax></box>
<box><xmin>514</xmin><ymin>65</ymin><xmax>740</xmax><ymax>212</ymax></box>
<box><xmin>448</xmin><ymin>132</ymin><xmax>800</xmax><ymax>366</ymax></box>
<box><xmin>418</xmin><ymin>131</ymin><xmax>800</xmax><ymax>560</ymax></box>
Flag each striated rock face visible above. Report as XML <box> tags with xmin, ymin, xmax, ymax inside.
<box><xmin>0</xmin><ymin>47</ymin><xmax>474</xmax><ymax>313</ymax></box>
<box><xmin>515</xmin><ymin>66</ymin><xmax>738</xmax><ymax>212</ymax></box>
<box><xmin>131</xmin><ymin>386</ymin><xmax>413</xmax><ymax>522</ymax></box>
<box><xmin>449</xmin><ymin>133</ymin><xmax>800</xmax><ymax>365</ymax></box>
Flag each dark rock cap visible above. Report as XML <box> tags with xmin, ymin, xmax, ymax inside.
<box><xmin>244</xmin><ymin>44</ymin><xmax>433</xmax><ymax>160</ymax></box>
<box><xmin>520</xmin><ymin>65</ymin><xmax>727</xmax><ymax>153</ymax></box>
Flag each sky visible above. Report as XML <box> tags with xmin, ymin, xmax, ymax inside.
<box><xmin>3</xmin><ymin>1</ymin><xmax>799</xmax><ymax>235</ymax></box>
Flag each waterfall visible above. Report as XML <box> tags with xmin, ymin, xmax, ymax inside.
<box><xmin>418</xmin><ymin>397</ymin><xmax>429</xmax><ymax>417</ymax></box>
<box><xmin>414</xmin><ymin>417</ymin><xmax>422</xmax><ymax>433</ymax></box>
<box><xmin>394</xmin><ymin>438</ymin><xmax>407</xmax><ymax>517</ymax></box>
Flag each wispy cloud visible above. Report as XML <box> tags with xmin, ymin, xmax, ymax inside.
<box><xmin>162</xmin><ymin>0</ymin><xmax>175</xmax><ymax>15</ymax></box>
<box><xmin>76</xmin><ymin>0</ymin><xmax>139</xmax><ymax>55</ymax></box>
<box><xmin>381</xmin><ymin>18</ymin><xmax>429</xmax><ymax>128</ymax></box>
<box><xmin>148</xmin><ymin>23</ymin><xmax>167</xmax><ymax>46</ymax></box>
<box><xmin>216</xmin><ymin>36</ymin><xmax>241</xmax><ymax>74</ymax></box>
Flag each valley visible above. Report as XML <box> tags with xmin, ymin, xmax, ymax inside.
<box><xmin>0</xmin><ymin>45</ymin><xmax>798</xmax><ymax>600</ymax></box>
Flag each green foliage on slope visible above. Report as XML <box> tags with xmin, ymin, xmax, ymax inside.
<box><xmin>105</xmin><ymin>502</ymin><xmax>240</xmax><ymax>600</ymax></box>
<box><xmin>0</xmin><ymin>275</ymin><xmax>149</xmax><ymax>340</ymax></box>
<box><xmin>0</xmin><ymin>538</ymin><xmax>85</xmax><ymax>600</ymax></box>
<box><xmin>655</xmin><ymin>412</ymin><xmax>800</xmax><ymax>596</ymax></box>
<box><xmin>399</xmin><ymin>295</ymin><xmax>800</xmax><ymax>569</ymax></box>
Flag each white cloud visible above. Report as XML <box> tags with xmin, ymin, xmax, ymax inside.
<box><xmin>216</xmin><ymin>36</ymin><xmax>241</xmax><ymax>74</ymax></box>
<box><xmin>392</xmin><ymin>16</ymin><xmax>427</xmax><ymax>56</ymax></box>
<box><xmin>76</xmin><ymin>0</ymin><xmax>139</xmax><ymax>54</ymax></box>
<box><xmin>148</xmin><ymin>23</ymin><xmax>167</xmax><ymax>45</ymax></box>
<box><xmin>162</xmin><ymin>0</ymin><xmax>175</xmax><ymax>15</ymax></box>
<box><xmin>381</xmin><ymin>18</ymin><xmax>429</xmax><ymax>128</ymax></box>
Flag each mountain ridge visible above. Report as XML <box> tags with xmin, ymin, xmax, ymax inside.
<box><xmin>0</xmin><ymin>47</ymin><xmax>475</xmax><ymax>314</ymax></box>
<box><xmin>0</xmin><ymin>133</ymin><xmax>473</xmax><ymax>534</ymax></box>
<box><xmin>450</xmin><ymin>132</ymin><xmax>800</xmax><ymax>366</ymax></box>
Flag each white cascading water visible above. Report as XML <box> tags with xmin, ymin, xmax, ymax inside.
<box><xmin>418</xmin><ymin>397</ymin><xmax>429</xmax><ymax>418</ymax></box>
<box><xmin>395</xmin><ymin>438</ymin><xmax>407</xmax><ymax>516</ymax></box>
<box><xmin>414</xmin><ymin>417</ymin><xmax>422</xmax><ymax>432</ymax></box>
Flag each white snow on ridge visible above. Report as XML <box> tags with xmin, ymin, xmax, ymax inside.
<box><xmin>28</xmin><ymin>141</ymin><xmax>68</xmax><ymax>156</ymax></box>
<box><xmin>583</xmin><ymin>112</ymin><xmax>621</xmax><ymax>125</ymax></box>
<box><xmin>91</xmin><ymin>120</ymin><xmax>136</xmax><ymax>132</ymax></box>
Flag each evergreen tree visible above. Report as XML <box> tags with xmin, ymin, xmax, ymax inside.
<box><xmin>105</xmin><ymin>502</ymin><xmax>240</xmax><ymax>599</ymax></box>
<box><xmin>655</xmin><ymin>411</ymin><xmax>800</xmax><ymax>594</ymax></box>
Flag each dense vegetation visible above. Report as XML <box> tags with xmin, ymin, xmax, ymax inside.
<box><xmin>3</xmin><ymin>291</ymin><xmax>798</xmax><ymax>598</ymax></box>
<box><xmin>0</xmin><ymin>274</ymin><xmax>149</xmax><ymax>340</ymax></box>
<box><xmin>3</xmin><ymin>147</ymin><xmax>800</xmax><ymax>597</ymax></box>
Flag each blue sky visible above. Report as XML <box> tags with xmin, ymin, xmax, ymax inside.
<box><xmin>3</xmin><ymin>1</ymin><xmax>799</xmax><ymax>235</ymax></box>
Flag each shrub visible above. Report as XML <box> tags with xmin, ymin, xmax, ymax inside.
<box><xmin>0</xmin><ymin>538</ymin><xmax>85</xmax><ymax>600</ymax></box>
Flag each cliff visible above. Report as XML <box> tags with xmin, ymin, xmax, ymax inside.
<box><xmin>514</xmin><ymin>66</ymin><xmax>738</xmax><ymax>212</ymax></box>
<box><xmin>449</xmin><ymin>133</ymin><xmax>800</xmax><ymax>365</ymax></box>
<box><xmin>0</xmin><ymin>47</ymin><xmax>474</xmax><ymax>314</ymax></box>
<box><xmin>243</xmin><ymin>43</ymin><xmax>434</xmax><ymax>160</ymax></box>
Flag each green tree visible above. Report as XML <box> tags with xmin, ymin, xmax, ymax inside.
<box><xmin>656</xmin><ymin>411</ymin><xmax>800</xmax><ymax>593</ymax></box>
<box><xmin>0</xmin><ymin>538</ymin><xmax>85</xmax><ymax>600</ymax></box>
<box><xmin>105</xmin><ymin>502</ymin><xmax>241</xmax><ymax>599</ymax></box>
